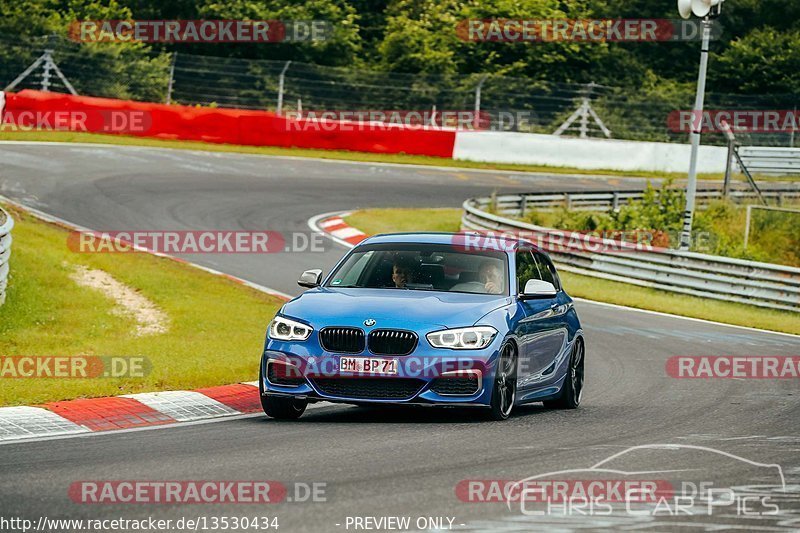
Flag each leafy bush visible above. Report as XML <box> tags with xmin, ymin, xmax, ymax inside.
<box><xmin>523</xmin><ymin>181</ymin><xmax>799</xmax><ymax>266</ymax></box>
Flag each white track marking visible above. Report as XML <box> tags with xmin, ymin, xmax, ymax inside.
<box><xmin>0</xmin><ymin>402</ymin><xmax>341</xmax><ymax>447</ymax></box>
<box><xmin>573</xmin><ymin>298</ymin><xmax>800</xmax><ymax>339</ymax></box>
<box><xmin>0</xmin><ymin>407</ymin><xmax>89</xmax><ymax>442</ymax></box>
<box><xmin>122</xmin><ymin>391</ymin><xmax>239</xmax><ymax>422</ymax></box>
<box><xmin>330</xmin><ymin>227</ymin><xmax>364</xmax><ymax>240</ymax></box>
<box><xmin>307</xmin><ymin>211</ymin><xmax>359</xmax><ymax>248</ymax></box>
<box><xmin>318</xmin><ymin>218</ymin><xmax>345</xmax><ymax>229</ymax></box>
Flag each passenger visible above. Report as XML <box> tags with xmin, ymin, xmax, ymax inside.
<box><xmin>478</xmin><ymin>261</ymin><xmax>504</xmax><ymax>294</ymax></box>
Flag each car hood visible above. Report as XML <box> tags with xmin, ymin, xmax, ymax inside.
<box><xmin>281</xmin><ymin>287</ymin><xmax>512</xmax><ymax>329</ymax></box>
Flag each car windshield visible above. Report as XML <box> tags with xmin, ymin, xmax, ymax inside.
<box><xmin>325</xmin><ymin>243</ymin><xmax>509</xmax><ymax>295</ymax></box>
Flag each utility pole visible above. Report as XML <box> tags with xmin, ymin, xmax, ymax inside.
<box><xmin>678</xmin><ymin>17</ymin><xmax>713</xmax><ymax>250</ymax></box>
<box><xmin>676</xmin><ymin>0</ymin><xmax>725</xmax><ymax>249</ymax></box>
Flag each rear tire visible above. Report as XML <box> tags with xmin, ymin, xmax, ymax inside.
<box><xmin>543</xmin><ymin>338</ymin><xmax>584</xmax><ymax>409</ymax></box>
<box><xmin>488</xmin><ymin>342</ymin><xmax>517</xmax><ymax>421</ymax></box>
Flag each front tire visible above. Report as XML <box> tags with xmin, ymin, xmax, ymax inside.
<box><xmin>259</xmin><ymin>366</ymin><xmax>307</xmax><ymax>419</ymax></box>
<box><xmin>488</xmin><ymin>342</ymin><xmax>517</xmax><ymax>421</ymax></box>
<box><xmin>543</xmin><ymin>338</ymin><xmax>584</xmax><ymax>409</ymax></box>
<box><xmin>260</xmin><ymin>394</ymin><xmax>307</xmax><ymax>419</ymax></box>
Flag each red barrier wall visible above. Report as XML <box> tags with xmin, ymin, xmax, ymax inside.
<box><xmin>3</xmin><ymin>90</ymin><xmax>456</xmax><ymax>158</ymax></box>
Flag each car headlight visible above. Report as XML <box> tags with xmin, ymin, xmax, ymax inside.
<box><xmin>269</xmin><ymin>316</ymin><xmax>313</xmax><ymax>341</ymax></box>
<box><xmin>426</xmin><ymin>326</ymin><xmax>498</xmax><ymax>350</ymax></box>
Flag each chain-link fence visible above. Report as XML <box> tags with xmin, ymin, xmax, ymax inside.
<box><xmin>2</xmin><ymin>35</ymin><xmax>798</xmax><ymax>146</ymax></box>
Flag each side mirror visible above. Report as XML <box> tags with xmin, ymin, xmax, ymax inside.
<box><xmin>520</xmin><ymin>279</ymin><xmax>557</xmax><ymax>300</ymax></box>
<box><xmin>298</xmin><ymin>269</ymin><xmax>323</xmax><ymax>288</ymax></box>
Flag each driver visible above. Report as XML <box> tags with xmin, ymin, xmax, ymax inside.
<box><xmin>391</xmin><ymin>255</ymin><xmax>417</xmax><ymax>288</ymax></box>
<box><xmin>478</xmin><ymin>260</ymin><xmax>504</xmax><ymax>294</ymax></box>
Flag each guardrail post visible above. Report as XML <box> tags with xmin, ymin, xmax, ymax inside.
<box><xmin>743</xmin><ymin>205</ymin><xmax>753</xmax><ymax>250</ymax></box>
<box><xmin>519</xmin><ymin>195</ymin><xmax>526</xmax><ymax>218</ymax></box>
<box><xmin>723</xmin><ymin>139</ymin><xmax>734</xmax><ymax>198</ymax></box>
<box><xmin>612</xmin><ymin>192</ymin><xmax>620</xmax><ymax>211</ymax></box>
<box><xmin>720</xmin><ymin>119</ymin><xmax>735</xmax><ymax>198</ymax></box>
<box><xmin>564</xmin><ymin>193</ymin><xmax>572</xmax><ymax>210</ymax></box>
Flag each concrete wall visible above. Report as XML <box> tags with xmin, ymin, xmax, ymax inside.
<box><xmin>453</xmin><ymin>131</ymin><xmax>729</xmax><ymax>173</ymax></box>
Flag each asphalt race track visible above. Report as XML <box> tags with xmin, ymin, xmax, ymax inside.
<box><xmin>1</xmin><ymin>142</ymin><xmax>799</xmax><ymax>531</ymax></box>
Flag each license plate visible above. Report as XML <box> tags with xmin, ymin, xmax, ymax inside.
<box><xmin>339</xmin><ymin>356</ymin><xmax>398</xmax><ymax>375</ymax></box>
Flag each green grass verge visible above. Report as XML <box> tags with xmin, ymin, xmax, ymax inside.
<box><xmin>345</xmin><ymin>208</ymin><xmax>462</xmax><ymax>235</ymax></box>
<box><xmin>0</xmin><ymin>203</ymin><xmax>283</xmax><ymax>406</ymax></box>
<box><xmin>343</xmin><ymin>208</ymin><xmax>800</xmax><ymax>336</ymax></box>
<box><xmin>0</xmin><ymin>129</ymin><xmax>727</xmax><ymax>181</ymax></box>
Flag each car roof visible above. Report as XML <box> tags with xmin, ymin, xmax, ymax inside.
<box><xmin>361</xmin><ymin>232</ymin><xmax>533</xmax><ymax>250</ymax></box>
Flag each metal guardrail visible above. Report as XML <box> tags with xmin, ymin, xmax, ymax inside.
<box><xmin>462</xmin><ymin>195</ymin><xmax>800</xmax><ymax>313</ymax></box>
<box><xmin>480</xmin><ymin>186</ymin><xmax>800</xmax><ymax>216</ymax></box>
<box><xmin>738</xmin><ymin>147</ymin><xmax>800</xmax><ymax>176</ymax></box>
<box><xmin>0</xmin><ymin>206</ymin><xmax>13</xmax><ymax>306</ymax></box>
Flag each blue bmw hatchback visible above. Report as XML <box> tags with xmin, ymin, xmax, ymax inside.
<box><xmin>259</xmin><ymin>233</ymin><xmax>584</xmax><ymax>420</ymax></box>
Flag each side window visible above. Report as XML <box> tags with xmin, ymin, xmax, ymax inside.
<box><xmin>533</xmin><ymin>252</ymin><xmax>560</xmax><ymax>291</ymax></box>
<box><xmin>515</xmin><ymin>250</ymin><xmax>539</xmax><ymax>293</ymax></box>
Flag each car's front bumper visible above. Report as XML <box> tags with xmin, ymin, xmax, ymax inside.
<box><xmin>260</xmin><ymin>347</ymin><xmax>501</xmax><ymax>407</ymax></box>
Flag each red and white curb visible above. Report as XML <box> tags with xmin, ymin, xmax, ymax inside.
<box><xmin>311</xmin><ymin>212</ymin><xmax>368</xmax><ymax>247</ymax></box>
<box><xmin>0</xmin><ymin>198</ymin><xmax>304</xmax><ymax>444</ymax></box>
<box><xmin>0</xmin><ymin>383</ymin><xmax>332</xmax><ymax>442</ymax></box>
<box><xmin>0</xmin><ymin>383</ymin><xmax>258</xmax><ymax>442</ymax></box>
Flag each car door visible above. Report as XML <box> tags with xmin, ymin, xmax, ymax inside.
<box><xmin>513</xmin><ymin>249</ymin><xmax>571</xmax><ymax>388</ymax></box>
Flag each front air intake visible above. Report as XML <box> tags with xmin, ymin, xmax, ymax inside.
<box><xmin>311</xmin><ymin>378</ymin><xmax>425</xmax><ymax>400</ymax></box>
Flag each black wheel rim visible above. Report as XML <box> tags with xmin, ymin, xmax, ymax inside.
<box><xmin>570</xmin><ymin>341</ymin><xmax>584</xmax><ymax>404</ymax></box>
<box><xmin>497</xmin><ymin>344</ymin><xmax>516</xmax><ymax>417</ymax></box>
